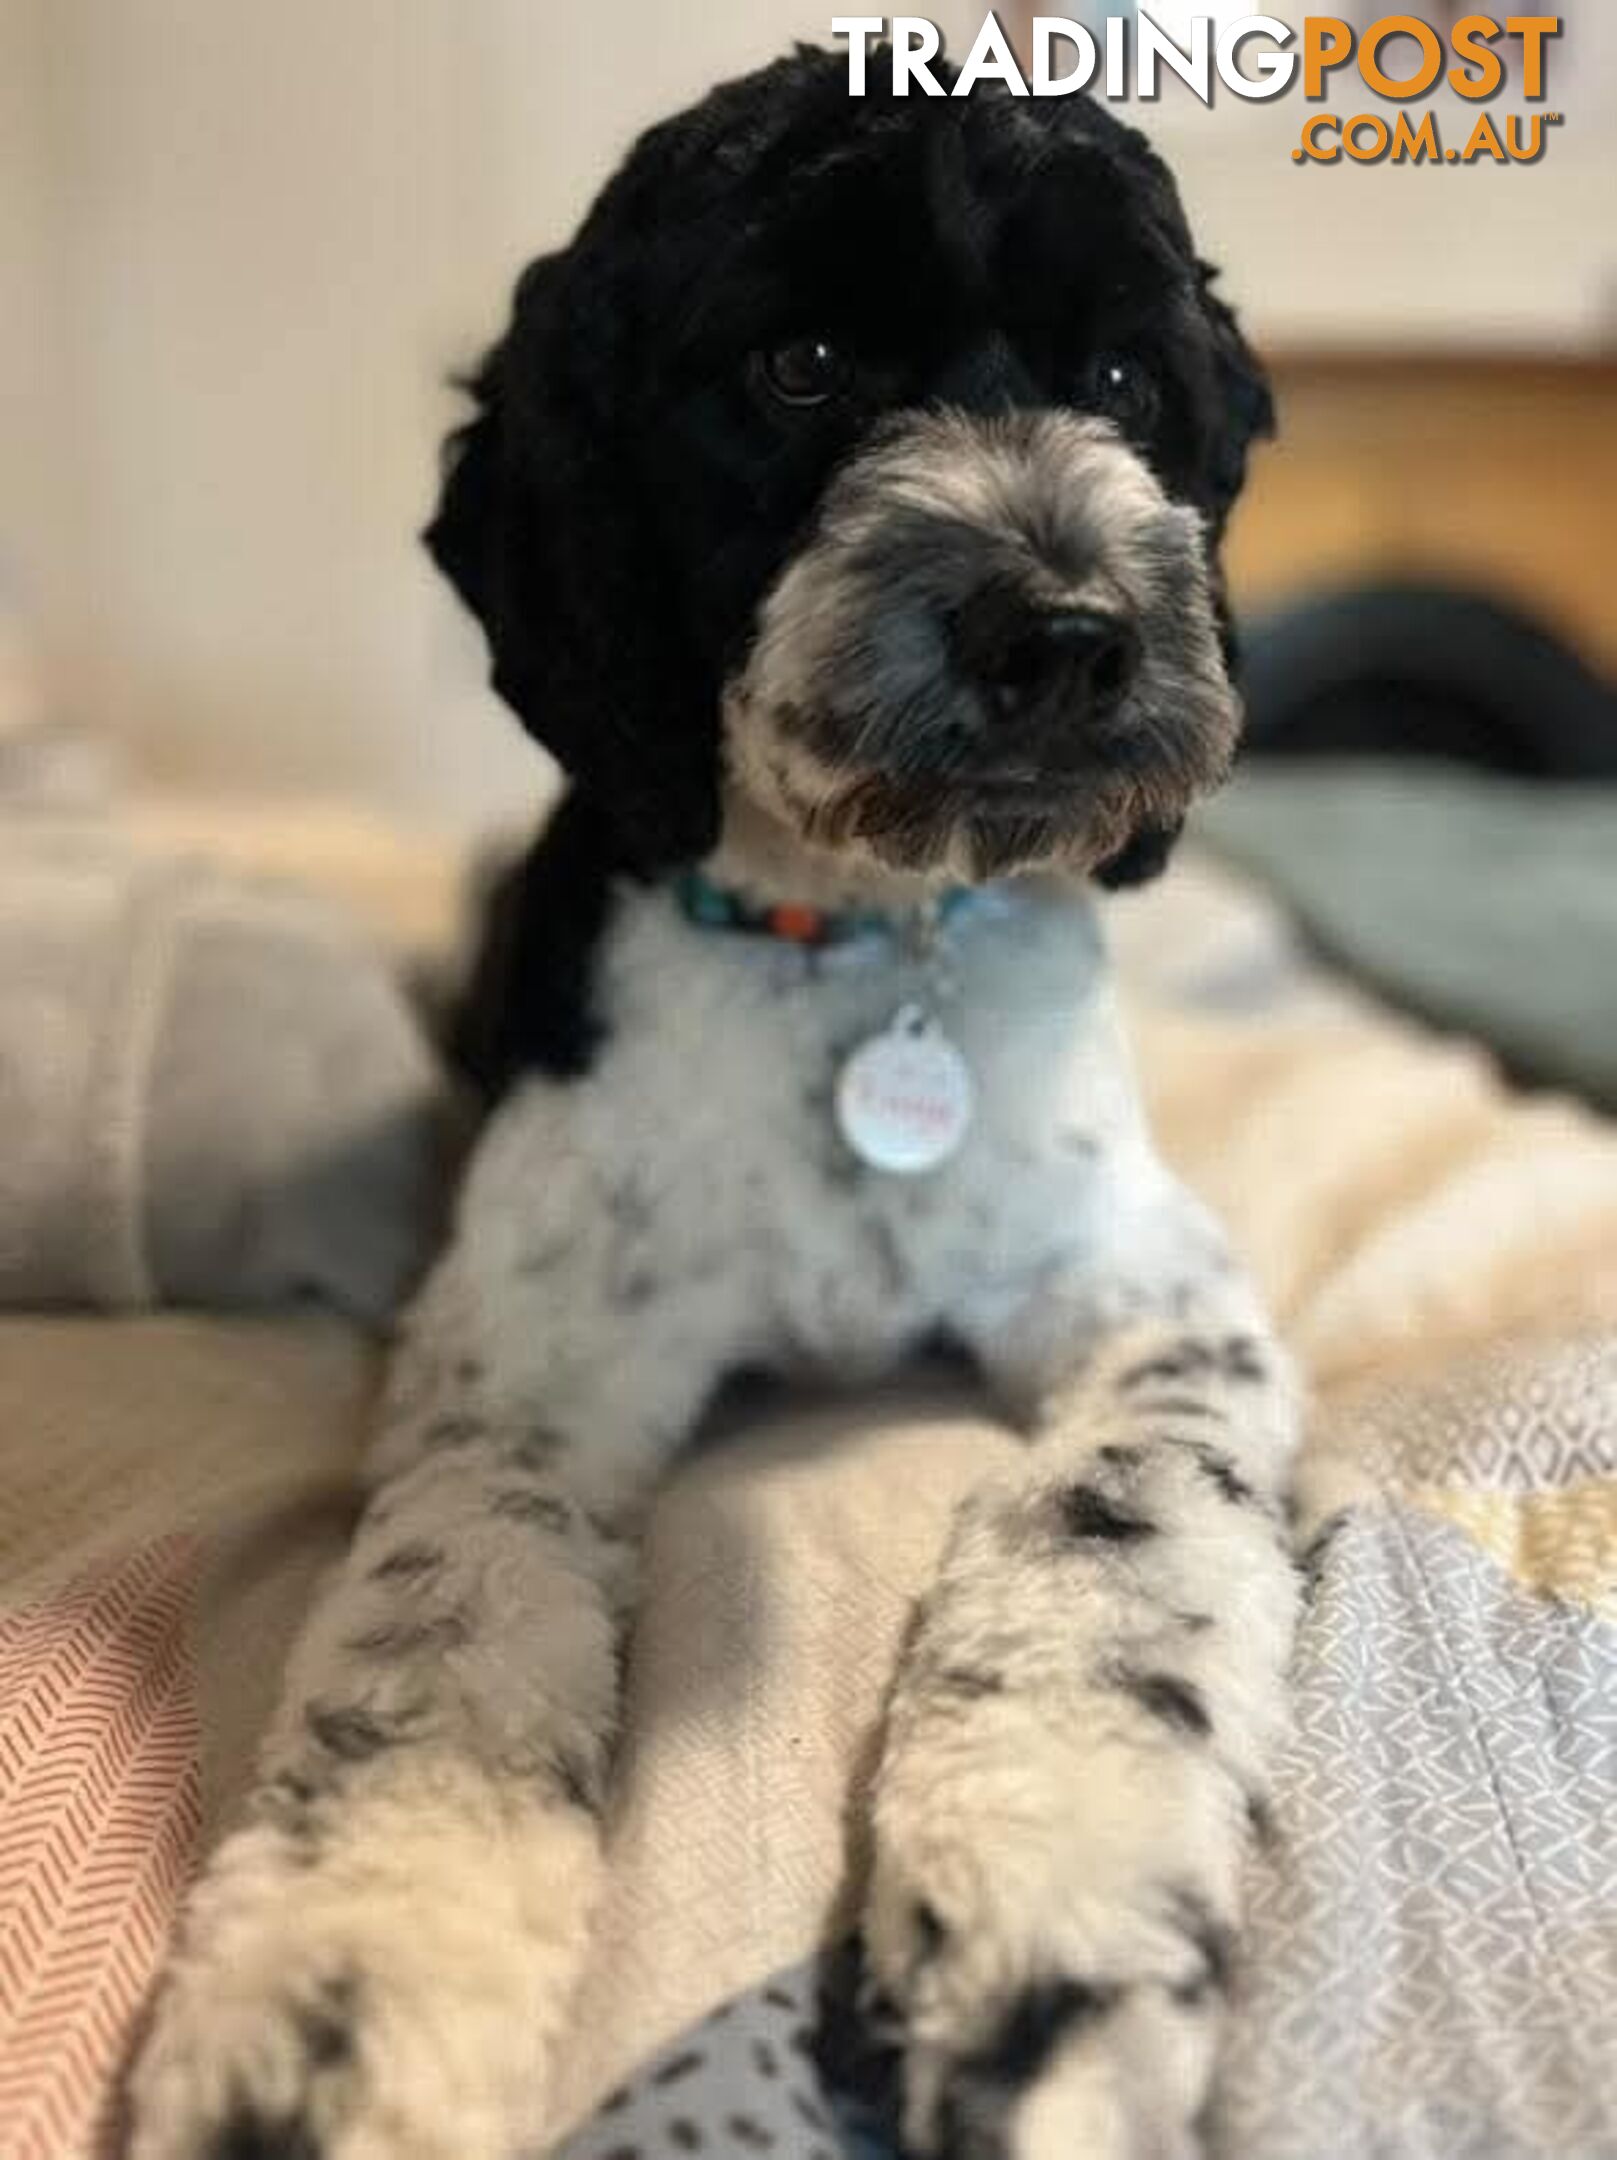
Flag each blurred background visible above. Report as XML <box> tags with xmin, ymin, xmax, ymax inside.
<box><xmin>2</xmin><ymin>0</ymin><xmax>1615</xmax><ymax>833</ymax></box>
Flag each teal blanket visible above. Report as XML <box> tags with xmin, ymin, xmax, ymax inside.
<box><xmin>1196</xmin><ymin>760</ymin><xmax>1617</xmax><ymax>1110</ymax></box>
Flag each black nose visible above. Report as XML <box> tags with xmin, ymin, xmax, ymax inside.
<box><xmin>952</xmin><ymin>594</ymin><xmax>1140</xmax><ymax>723</ymax></box>
<box><xmin>1038</xmin><ymin>608</ymin><xmax>1140</xmax><ymax>711</ymax></box>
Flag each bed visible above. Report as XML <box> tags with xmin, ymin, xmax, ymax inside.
<box><xmin>2</xmin><ymin>795</ymin><xmax>1613</xmax><ymax>2160</ymax></box>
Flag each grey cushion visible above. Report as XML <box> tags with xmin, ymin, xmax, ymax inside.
<box><xmin>0</xmin><ymin>828</ymin><xmax>455</xmax><ymax>1322</ymax></box>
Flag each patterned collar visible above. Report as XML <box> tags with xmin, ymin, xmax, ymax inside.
<box><xmin>675</xmin><ymin>869</ymin><xmax>981</xmax><ymax>951</ymax></box>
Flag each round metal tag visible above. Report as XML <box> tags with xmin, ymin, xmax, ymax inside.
<box><xmin>834</xmin><ymin>1011</ymin><xmax>974</xmax><ymax>1176</ymax></box>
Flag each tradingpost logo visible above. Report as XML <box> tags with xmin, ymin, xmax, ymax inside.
<box><xmin>1289</xmin><ymin>15</ymin><xmax>1562</xmax><ymax>165</ymax></box>
<box><xmin>833</xmin><ymin>14</ymin><xmax>1566</xmax><ymax>167</ymax></box>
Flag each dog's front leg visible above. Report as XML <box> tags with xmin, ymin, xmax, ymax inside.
<box><xmin>861</xmin><ymin>1175</ymin><xmax>1301</xmax><ymax>2160</ymax></box>
<box><xmin>131</xmin><ymin>1204</ymin><xmax>740</xmax><ymax>2160</ymax></box>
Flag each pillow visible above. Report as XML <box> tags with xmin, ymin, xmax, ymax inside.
<box><xmin>0</xmin><ymin>827</ymin><xmax>457</xmax><ymax>1322</ymax></box>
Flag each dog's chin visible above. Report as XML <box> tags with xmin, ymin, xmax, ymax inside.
<box><xmin>784</xmin><ymin>764</ymin><xmax>1208</xmax><ymax>886</ymax></box>
<box><xmin>725</xmin><ymin>671</ymin><xmax>1239</xmax><ymax>890</ymax></box>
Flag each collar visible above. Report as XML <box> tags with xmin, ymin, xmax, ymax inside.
<box><xmin>675</xmin><ymin>868</ymin><xmax>982</xmax><ymax>951</ymax></box>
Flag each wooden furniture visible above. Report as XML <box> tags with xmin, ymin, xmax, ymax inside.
<box><xmin>1229</xmin><ymin>358</ymin><xmax>1617</xmax><ymax>673</ymax></box>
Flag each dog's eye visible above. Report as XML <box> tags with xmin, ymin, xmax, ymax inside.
<box><xmin>758</xmin><ymin>337</ymin><xmax>850</xmax><ymax>409</ymax></box>
<box><xmin>1083</xmin><ymin>354</ymin><xmax>1160</xmax><ymax>435</ymax></box>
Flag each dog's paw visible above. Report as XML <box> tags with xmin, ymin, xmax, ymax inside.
<box><xmin>129</xmin><ymin>1797</ymin><xmax>600</xmax><ymax>2160</ymax></box>
<box><xmin>132</xmin><ymin>1946</ymin><xmax>367</xmax><ymax>2160</ymax></box>
<box><xmin>858</xmin><ymin>1708</ymin><xmax>1238</xmax><ymax>2160</ymax></box>
<box><xmin>856</xmin><ymin>1895</ymin><xmax>1218</xmax><ymax>2160</ymax></box>
<box><xmin>881</xmin><ymin>1963</ymin><xmax>1209</xmax><ymax>2160</ymax></box>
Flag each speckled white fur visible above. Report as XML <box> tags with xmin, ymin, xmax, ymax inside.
<box><xmin>131</xmin><ymin>833</ymin><xmax>1300</xmax><ymax>2160</ymax></box>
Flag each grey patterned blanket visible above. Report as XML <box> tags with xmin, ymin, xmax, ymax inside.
<box><xmin>551</xmin><ymin>1340</ymin><xmax>1616</xmax><ymax>2160</ymax></box>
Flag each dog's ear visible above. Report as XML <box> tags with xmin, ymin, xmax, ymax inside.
<box><xmin>1094</xmin><ymin>818</ymin><xmax>1185</xmax><ymax>891</ymax></box>
<box><xmin>424</xmin><ymin>254</ymin><xmax>721</xmax><ymax>874</ymax></box>
<box><xmin>1093</xmin><ymin>276</ymin><xmax>1267</xmax><ymax>893</ymax></box>
<box><xmin>424</xmin><ymin>360</ymin><xmax>501</xmax><ymax>630</ymax></box>
<box><xmin>1191</xmin><ymin>269</ymin><xmax>1274</xmax><ymax>697</ymax></box>
<box><xmin>1195</xmin><ymin>265</ymin><xmax>1275</xmax><ymax>537</ymax></box>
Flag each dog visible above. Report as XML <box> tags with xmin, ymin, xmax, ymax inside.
<box><xmin>131</xmin><ymin>45</ymin><xmax>1298</xmax><ymax>2160</ymax></box>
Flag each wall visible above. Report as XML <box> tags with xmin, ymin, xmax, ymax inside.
<box><xmin>1</xmin><ymin>0</ymin><xmax>63</xmax><ymax>672</ymax></box>
<box><xmin>6</xmin><ymin>0</ymin><xmax>860</xmax><ymax>828</ymax></box>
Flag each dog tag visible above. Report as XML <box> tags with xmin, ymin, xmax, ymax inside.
<box><xmin>835</xmin><ymin>1007</ymin><xmax>973</xmax><ymax>1175</ymax></box>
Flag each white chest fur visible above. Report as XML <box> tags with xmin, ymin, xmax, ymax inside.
<box><xmin>455</xmin><ymin>880</ymin><xmax>1162</xmax><ymax>1410</ymax></box>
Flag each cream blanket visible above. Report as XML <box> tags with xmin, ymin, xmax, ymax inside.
<box><xmin>1</xmin><ymin>825</ymin><xmax>1613</xmax><ymax>2160</ymax></box>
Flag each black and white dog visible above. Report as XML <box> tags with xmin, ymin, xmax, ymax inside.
<box><xmin>133</xmin><ymin>47</ymin><xmax>1299</xmax><ymax>2160</ymax></box>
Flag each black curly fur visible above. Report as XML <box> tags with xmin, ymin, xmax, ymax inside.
<box><xmin>427</xmin><ymin>46</ymin><xmax>1273</xmax><ymax>1094</ymax></box>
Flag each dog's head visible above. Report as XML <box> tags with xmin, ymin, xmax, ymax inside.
<box><xmin>426</xmin><ymin>46</ymin><xmax>1272</xmax><ymax>887</ymax></box>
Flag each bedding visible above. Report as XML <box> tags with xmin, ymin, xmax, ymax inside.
<box><xmin>1</xmin><ymin>817</ymin><xmax>1613</xmax><ymax>2160</ymax></box>
<box><xmin>1197</xmin><ymin>759</ymin><xmax>1617</xmax><ymax>1112</ymax></box>
<box><xmin>547</xmin><ymin>1342</ymin><xmax>1617</xmax><ymax>2160</ymax></box>
<box><xmin>0</xmin><ymin>814</ymin><xmax>457</xmax><ymax>1322</ymax></box>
